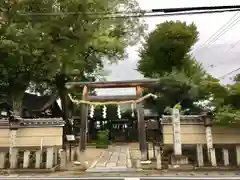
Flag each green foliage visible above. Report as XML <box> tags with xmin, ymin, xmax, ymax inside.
<box><xmin>136</xmin><ymin>20</ymin><xmax>231</xmax><ymax>116</ymax></box>
<box><xmin>214</xmin><ymin>105</ymin><xmax>240</xmax><ymax>125</ymax></box>
<box><xmin>0</xmin><ymin>0</ymin><xmax>145</xmax><ymax>115</ymax></box>
<box><xmin>212</xmin><ymin>74</ymin><xmax>240</xmax><ymax>125</ymax></box>
<box><xmin>138</xmin><ymin>20</ymin><xmax>198</xmax><ymax>77</ymax></box>
<box><xmin>96</xmin><ymin>130</ymin><xmax>110</xmax><ymax>149</ymax></box>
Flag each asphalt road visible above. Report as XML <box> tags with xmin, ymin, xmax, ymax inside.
<box><xmin>1</xmin><ymin>177</ymin><xmax>240</xmax><ymax>180</ymax></box>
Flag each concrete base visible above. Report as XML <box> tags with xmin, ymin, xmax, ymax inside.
<box><xmin>171</xmin><ymin>154</ymin><xmax>188</xmax><ymax>166</ymax></box>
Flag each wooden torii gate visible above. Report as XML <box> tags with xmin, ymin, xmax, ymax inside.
<box><xmin>66</xmin><ymin>79</ymin><xmax>158</xmax><ymax>163</ymax></box>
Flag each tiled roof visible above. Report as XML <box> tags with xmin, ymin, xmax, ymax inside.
<box><xmin>20</xmin><ymin>118</ymin><xmax>65</xmax><ymax>127</ymax></box>
<box><xmin>0</xmin><ymin>93</ymin><xmax>59</xmax><ymax>112</ymax></box>
<box><xmin>0</xmin><ymin>118</ymin><xmax>65</xmax><ymax>128</ymax></box>
<box><xmin>161</xmin><ymin>115</ymin><xmax>204</xmax><ymax>124</ymax></box>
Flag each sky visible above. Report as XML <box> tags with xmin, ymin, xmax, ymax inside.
<box><xmin>96</xmin><ymin>0</ymin><xmax>240</xmax><ymax>96</ymax></box>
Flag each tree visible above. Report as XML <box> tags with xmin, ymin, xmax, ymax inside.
<box><xmin>213</xmin><ymin>74</ymin><xmax>240</xmax><ymax>125</ymax></box>
<box><xmin>137</xmin><ymin>20</ymin><xmax>208</xmax><ymax>114</ymax></box>
<box><xmin>136</xmin><ymin>20</ymin><xmax>231</xmax><ymax>115</ymax></box>
<box><xmin>0</xmin><ymin>1</ymin><xmax>58</xmax><ymax>116</ymax></box>
<box><xmin>0</xmin><ymin>0</ymin><xmax>145</xmax><ymax>118</ymax></box>
<box><xmin>138</xmin><ymin>20</ymin><xmax>198</xmax><ymax>78</ymax></box>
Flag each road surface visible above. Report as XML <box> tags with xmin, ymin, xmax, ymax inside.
<box><xmin>1</xmin><ymin>177</ymin><xmax>240</xmax><ymax>180</ymax></box>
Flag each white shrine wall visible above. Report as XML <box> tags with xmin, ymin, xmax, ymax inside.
<box><xmin>0</xmin><ymin>127</ymin><xmax>63</xmax><ymax>148</ymax></box>
<box><xmin>163</xmin><ymin>124</ymin><xmax>240</xmax><ymax>145</ymax></box>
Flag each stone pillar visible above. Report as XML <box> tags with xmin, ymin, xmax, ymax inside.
<box><xmin>156</xmin><ymin>146</ymin><xmax>162</xmax><ymax>170</ymax></box>
<box><xmin>236</xmin><ymin>145</ymin><xmax>240</xmax><ymax>166</ymax></box>
<box><xmin>0</xmin><ymin>152</ymin><xmax>6</xmax><ymax>169</ymax></box>
<box><xmin>172</xmin><ymin>108</ymin><xmax>182</xmax><ymax>155</ymax></box>
<box><xmin>23</xmin><ymin>150</ymin><xmax>30</xmax><ymax>168</ymax></box>
<box><xmin>210</xmin><ymin>148</ymin><xmax>217</xmax><ymax>167</ymax></box>
<box><xmin>127</xmin><ymin>148</ymin><xmax>132</xmax><ymax>168</ymax></box>
<box><xmin>66</xmin><ymin>148</ymin><xmax>70</xmax><ymax>162</ymax></box>
<box><xmin>79</xmin><ymin>150</ymin><xmax>88</xmax><ymax>169</ymax></box>
<box><xmin>54</xmin><ymin>147</ymin><xmax>58</xmax><ymax>165</ymax></box>
<box><xmin>59</xmin><ymin>149</ymin><xmax>66</xmax><ymax>170</ymax></box>
<box><xmin>135</xmin><ymin>150</ymin><xmax>142</xmax><ymax>170</ymax></box>
<box><xmin>222</xmin><ymin>148</ymin><xmax>229</xmax><ymax>166</ymax></box>
<box><xmin>205</xmin><ymin>126</ymin><xmax>213</xmax><ymax>159</ymax></box>
<box><xmin>205</xmin><ymin>125</ymin><xmax>216</xmax><ymax>166</ymax></box>
<box><xmin>35</xmin><ymin>150</ymin><xmax>42</xmax><ymax>169</ymax></box>
<box><xmin>46</xmin><ymin>147</ymin><xmax>54</xmax><ymax>169</ymax></box>
<box><xmin>71</xmin><ymin>147</ymin><xmax>76</xmax><ymax>161</ymax></box>
<box><xmin>76</xmin><ymin>147</ymin><xmax>81</xmax><ymax>162</ymax></box>
<box><xmin>196</xmin><ymin>144</ymin><xmax>204</xmax><ymax>167</ymax></box>
<box><xmin>10</xmin><ymin>148</ymin><xmax>18</xmax><ymax>169</ymax></box>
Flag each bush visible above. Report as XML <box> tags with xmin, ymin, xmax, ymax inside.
<box><xmin>96</xmin><ymin>130</ymin><xmax>110</xmax><ymax>149</ymax></box>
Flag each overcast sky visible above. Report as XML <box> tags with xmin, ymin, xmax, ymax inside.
<box><xmin>96</xmin><ymin>0</ymin><xmax>240</xmax><ymax>95</ymax></box>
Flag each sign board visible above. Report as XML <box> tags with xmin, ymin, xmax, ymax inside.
<box><xmin>1</xmin><ymin>111</ymin><xmax>7</xmax><ymax>116</ymax></box>
<box><xmin>66</xmin><ymin>135</ymin><xmax>75</xmax><ymax>141</ymax></box>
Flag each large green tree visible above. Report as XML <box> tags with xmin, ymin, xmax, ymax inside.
<box><xmin>0</xmin><ymin>1</ymin><xmax>58</xmax><ymax>116</ymax></box>
<box><xmin>138</xmin><ymin>20</ymin><xmax>199</xmax><ymax>77</ymax></box>
<box><xmin>0</xmin><ymin>0</ymin><xmax>145</xmax><ymax>121</ymax></box>
<box><xmin>137</xmin><ymin>20</ymin><xmax>226</xmax><ymax>114</ymax></box>
<box><xmin>137</xmin><ymin>20</ymin><xmax>206</xmax><ymax>114</ymax></box>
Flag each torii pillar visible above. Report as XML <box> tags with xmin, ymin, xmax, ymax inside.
<box><xmin>79</xmin><ymin>85</ymin><xmax>88</xmax><ymax>169</ymax></box>
<box><xmin>136</xmin><ymin>86</ymin><xmax>148</xmax><ymax>161</ymax></box>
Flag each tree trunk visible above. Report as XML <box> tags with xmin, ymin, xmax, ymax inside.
<box><xmin>59</xmin><ymin>89</ymin><xmax>71</xmax><ymax>131</ymax></box>
<box><xmin>12</xmin><ymin>93</ymin><xmax>24</xmax><ymax>117</ymax></box>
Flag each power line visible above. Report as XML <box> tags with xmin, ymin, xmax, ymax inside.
<box><xmin>218</xmin><ymin>67</ymin><xmax>240</xmax><ymax>79</ymax></box>
<box><xmin>16</xmin><ymin>8</ymin><xmax>240</xmax><ymax>20</ymax></box>
<box><xmin>207</xmin><ymin>17</ymin><xmax>240</xmax><ymax>44</ymax></box>
<box><xmin>207</xmin><ymin>39</ymin><xmax>240</xmax><ymax>69</ymax></box>
<box><xmin>192</xmin><ymin>12</ymin><xmax>240</xmax><ymax>55</ymax></box>
<box><xmin>19</xmin><ymin>5</ymin><xmax>240</xmax><ymax>16</ymax></box>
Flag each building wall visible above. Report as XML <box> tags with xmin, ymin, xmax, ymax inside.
<box><xmin>0</xmin><ymin>127</ymin><xmax>63</xmax><ymax>147</ymax></box>
<box><xmin>163</xmin><ymin>124</ymin><xmax>240</xmax><ymax>145</ymax></box>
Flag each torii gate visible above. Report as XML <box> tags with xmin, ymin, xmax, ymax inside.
<box><xmin>66</xmin><ymin>79</ymin><xmax>158</xmax><ymax>162</ymax></box>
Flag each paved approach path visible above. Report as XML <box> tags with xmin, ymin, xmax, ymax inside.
<box><xmin>86</xmin><ymin>145</ymin><xmax>133</xmax><ymax>172</ymax></box>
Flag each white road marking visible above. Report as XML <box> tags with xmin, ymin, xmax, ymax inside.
<box><xmin>125</xmin><ymin>178</ymin><xmax>140</xmax><ymax>180</ymax></box>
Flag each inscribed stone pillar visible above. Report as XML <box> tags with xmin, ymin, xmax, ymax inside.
<box><xmin>196</xmin><ymin>144</ymin><xmax>204</xmax><ymax>167</ymax></box>
<box><xmin>0</xmin><ymin>152</ymin><xmax>5</xmax><ymax>169</ymax></box>
<box><xmin>236</xmin><ymin>145</ymin><xmax>240</xmax><ymax>166</ymax></box>
<box><xmin>10</xmin><ymin>148</ymin><xmax>18</xmax><ymax>169</ymax></box>
<box><xmin>46</xmin><ymin>147</ymin><xmax>54</xmax><ymax>169</ymax></box>
<box><xmin>23</xmin><ymin>150</ymin><xmax>30</xmax><ymax>168</ymax></box>
<box><xmin>172</xmin><ymin>108</ymin><xmax>182</xmax><ymax>155</ymax></box>
<box><xmin>35</xmin><ymin>150</ymin><xmax>42</xmax><ymax>169</ymax></box>
<box><xmin>222</xmin><ymin>148</ymin><xmax>229</xmax><ymax>166</ymax></box>
<box><xmin>210</xmin><ymin>148</ymin><xmax>217</xmax><ymax>167</ymax></box>
<box><xmin>205</xmin><ymin>126</ymin><xmax>213</xmax><ymax>160</ymax></box>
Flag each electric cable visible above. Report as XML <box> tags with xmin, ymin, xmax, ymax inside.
<box><xmin>218</xmin><ymin>67</ymin><xmax>240</xmax><ymax>79</ymax></box>
<box><xmin>192</xmin><ymin>12</ymin><xmax>240</xmax><ymax>56</ymax></box>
